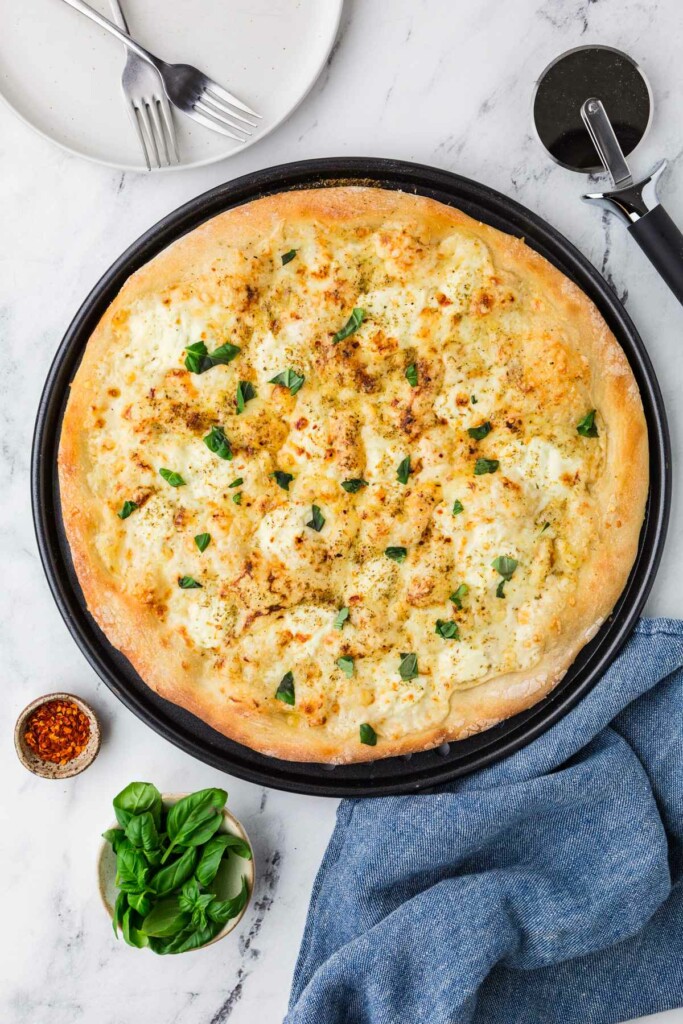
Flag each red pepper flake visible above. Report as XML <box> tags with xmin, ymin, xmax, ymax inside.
<box><xmin>24</xmin><ymin>699</ymin><xmax>90</xmax><ymax>766</ymax></box>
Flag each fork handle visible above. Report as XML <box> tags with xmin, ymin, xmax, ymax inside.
<box><xmin>60</xmin><ymin>0</ymin><xmax>161</xmax><ymax>69</ymax></box>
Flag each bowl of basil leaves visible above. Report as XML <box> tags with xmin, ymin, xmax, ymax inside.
<box><xmin>98</xmin><ymin>782</ymin><xmax>254</xmax><ymax>954</ymax></box>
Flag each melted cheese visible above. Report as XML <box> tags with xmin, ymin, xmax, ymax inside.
<box><xmin>80</xmin><ymin>211</ymin><xmax>608</xmax><ymax>749</ymax></box>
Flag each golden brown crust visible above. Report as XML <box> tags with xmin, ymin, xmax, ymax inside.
<box><xmin>59</xmin><ymin>187</ymin><xmax>648</xmax><ymax>763</ymax></box>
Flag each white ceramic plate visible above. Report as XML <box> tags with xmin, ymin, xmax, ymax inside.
<box><xmin>0</xmin><ymin>0</ymin><xmax>342</xmax><ymax>171</ymax></box>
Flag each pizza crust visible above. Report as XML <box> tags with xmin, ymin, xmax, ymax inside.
<box><xmin>59</xmin><ymin>186</ymin><xmax>648</xmax><ymax>763</ymax></box>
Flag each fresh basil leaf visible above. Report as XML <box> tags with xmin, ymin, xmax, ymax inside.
<box><xmin>152</xmin><ymin>847</ymin><xmax>199</xmax><ymax>895</ymax></box>
<box><xmin>359</xmin><ymin>723</ymin><xmax>377</xmax><ymax>746</ymax></box>
<box><xmin>577</xmin><ymin>409</ymin><xmax>599</xmax><ymax>438</ymax></box>
<box><xmin>405</xmin><ymin>363</ymin><xmax>418</xmax><ymax>387</ymax></box>
<box><xmin>396</xmin><ymin>456</ymin><xmax>411</xmax><ymax>485</ymax></box>
<box><xmin>125</xmin><ymin>811</ymin><xmax>160</xmax><ymax>853</ymax></box>
<box><xmin>229</xmin><ymin>477</ymin><xmax>243</xmax><ymax>488</ymax></box>
<box><xmin>385</xmin><ymin>546</ymin><xmax>407</xmax><ymax>563</ymax></box>
<box><xmin>164</xmin><ymin>790</ymin><xmax>227</xmax><ymax>860</ymax></box>
<box><xmin>269</xmin><ymin>368</ymin><xmax>305</xmax><ymax>396</ymax></box>
<box><xmin>127</xmin><ymin>891</ymin><xmax>152</xmax><ymax>916</ymax></box>
<box><xmin>113</xmin><ymin>890</ymin><xmax>127</xmax><ymax>938</ymax></box>
<box><xmin>491</xmin><ymin>555</ymin><xmax>518</xmax><ymax>580</ymax></box>
<box><xmin>141</xmin><ymin>898</ymin><xmax>190</xmax><ymax>938</ymax></box>
<box><xmin>467</xmin><ymin>421</ymin><xmax>492</xmax><ymax>441</ymax></box>
<box><xmin>474</xmin><ymin>458</ymin><xmax>499</xmax><ymax>475</ymax></box>
<box><xmin>178</xmin><ymin>576</ymin><xmax>202</xmax><ymax>589</ymax></box>
<box><xmin>281</xmin><ymin>249</ymin><xmax>297</xmax><ymax>265</ymax></box>
<box><xmin>232</xmin><ymin>492</ymin><xmax>242</xmax><ymax>505</ymax></box>
<box><xmin>341</xmin><ymin>478</ymin><xmax>368</xmax><ymax>493</ymax></box>
<box><xmin>113</xmin><ymin>782</ymin><xmax>162</xmax><ymax>828</ymax></box>
<box><xmin>306</xmin><ymin>504</ymin><xmax>325</xmax><ymax>532</ymax></box>
<box><xmin>162</xmin><ymin>919</ymin><xmax>222</xmax><ymax>954</ymax></box>
<box><xmin>399</xmin><ymin>652</ymin><xmax>418</xmax><ymax>681</ymax></box>
<box><xmin>333</xmin><ymin>607</ymin><xmax>350</xmax><ymax>630</ymax></box>
<box><xmin>194</xmin><ymin>532</ymin><xmax>211</xmax><ymax>553</ymax></box>
<box><xmin>102</xmin><ymin>827</ymin><xmax>126</xmax><ymax>852</ymax></box>
<box><xmin>450</xmin><ymin>583</ymin><xmax>469</xmax><ymax>609</ymax></box>
<box><xmin>178</xmin><ymin>881</ymin><xmax>215</xmax><ymax>931</ymax></box>
<box><xmin>122</xmin><ymin>907</ymin><xmax>149</xmax><ymax>948</ymax></box>
<box><xmin>159</xmin><ymin>468</ymin><xmax>185</xmax><ymax>487</ymax></box>
<box><xmin>185</xmin><ymin>340</ymin><xmax>240</xmax><ymax>374</ymax></box>
<box><xmin>332</xmin><ymin>307</ymin><xmax>365</xmax><ymax>344</ymax></box>
<box><xmin>196</xmin><ymin>834</ymin><xmax>252</xmax><ymax>888</ymax></box>
<box><xmin>236</xmin><ymin>380</ymin><xmax>256</xmax><ymax>414</ymax></box>
<box><xmin>115</xmin><ymin>840</ymin><xmax>150</xmax><ymax>891</ymax></box>
<box><xmin>275</xmin><ymin>671</ymin><xmax>295</xmax><ymax>706</ymax></box>
<box><xmin>118</xmin><ymin>500</ymin><xmax>138</xmax><ymax>520</ymax></box>
<box><xmin>207</xmin><ymin>876</ymin><xmax>249</xmax><ymax>925</ymax></box>
<box><xmin>435</xmin><ymin>618</ymin><xmax>460</xmax><ymax>640</ymax></box>
<box><xmin>271</xmin><ymin>470</ymin><xmax>294</xmax><ymax>491</ymax></box>
<box><xmin>452</xmin><ymin>499</ymin><xmax>464</xmax><ymax>516</ymax></box>
<box><xmin>337</xmin><ymin>656</ymin><xmax>354</xmax><ymax>678</ymax></box>
<box><xmin>203</xmin><ymin>425</ymin><xmax>232</xmax><ymax>460</ymax></box>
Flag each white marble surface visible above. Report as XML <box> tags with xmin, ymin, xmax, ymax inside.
<box><xmin>1</xmin><ymin>1</ymin><xmax>682</xmax><ymax>1022</ymax></box>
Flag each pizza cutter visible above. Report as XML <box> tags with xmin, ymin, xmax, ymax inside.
<box><xmin>533</xmin><ymin>44</ymin><xmax>683</xmax><ymax>305</ymax></box>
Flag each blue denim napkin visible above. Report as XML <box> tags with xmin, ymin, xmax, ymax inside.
<box><xmin>286</xmin><ymin>618</ymin><xmax>683</xmax><ymax>1024</ymax></box>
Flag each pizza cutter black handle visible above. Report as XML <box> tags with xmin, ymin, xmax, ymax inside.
<box><xmin>628</xmin><ymin>205</ymin><xmax>683</xmax><ymax>305</ymax></box>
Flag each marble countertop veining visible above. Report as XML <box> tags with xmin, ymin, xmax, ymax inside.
<box><xmin>1</xmin><ymin>1</ymin><xmax>682</xmax><ymax>1022</ymax></box>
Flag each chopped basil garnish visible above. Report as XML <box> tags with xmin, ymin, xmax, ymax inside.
<box><xmin>474</xmin><ymin>458</ymin><xmax>499</xmax><ymax>475</ymax></box>
<box><xmin>332</xmin><ymin>307</ymin><xmax>365</xmax><ymax>344</ymax></box>
<box><xmin>236</xmin><ymin>380</ymin><xmax>256</xmax><ymax>414</ymax></box>
<box><xmin>337</xmin><ymin>656</ymin><xmax>354</xmax><ymax>678</ymax></box>
<box><xmin>333</xmin><ymin>607</ymin><xmax>350</xmax><ymax>630</ymax></box>
<box><xmin>269</xmin><ymin>368</ymin><xmax>305</xmax><ymax>396</ymax></box>
<box><xmin>232</xmin><ymin>492</ymin><xmax>242</xmax><ymax>505</ymax></box>
<box><xmin>275</xmin><ymin>671</ymin><xmax>295</xmax><ymax>705</ymax></box>
<box><xmin>492</xmin><ymin>555</ymin><xmax>518</xmax><ymax>599</ymax></box>
<box><xmin>341</xmin><ymin>478</ymin><xmax>368</xmax><ymax>493</ymax></box>
<box><xmin>450</xmin><ymin>583</ymin><xmax>469</xmax><ymax>609</ymax></box>
<box><xmin>281</xmin><ymin>249</ymin><xmax>297</xmax><ymax>265</ymax></box>
<box><xmin>184</xmin><ymin>340</ymin><xmax>240</xmax><ymax>374</ymax></box>
<box><xmin>359</xmin><ymin>723</ymin><xmax>377</xmax><ymax>746</ymax></box>
<box><xmin>159</xmin><ymin>468</ymin><xmax>185</xmax><ymax>487</ymax></box>
<box><xmin>178</xmin><ymin>576</ymin><xmax>202</xmax><ymax>589</ymax></box>
<box><xmin>229</xmin><ymin>477</ymin><xmax>243</xmax><ymax>489</ymax></box>
<box><xmin>271</xmin><ymin>470</ymin><xmax>294</xmax><ymax>491</ymax></box>
<box><xmin>467</xmin><ymin>421</ymin><xmax>492</xmax><ymax>441</ymax></box>
<box><xmin>577</xmin><ymin>409</ymin><xmax>599</xmax><ymax>438</ymax></box>
<box><xmin>541</xmin><ymin>521</ymin><xmax>550</xmax><ymax>533</ymax></box>
<box><xmin>396</xmin><ymin>456</ymin><xmax>411</xmax><ymax>485</ymax></box>
<box><xmin>203</xmin><ymin>426</ymin><xmax>232</xmax><ymax>460</ymax></box>
<box><xmin>194</xmin><ymin>533</ymin><xmax>211</xmax><ymax>553</ymax></box>
<box><xmin>471</xmin><ymin>395</ymin><xmax>478</xmax><ymax>404</ymax></box>
<box><xmin>117</xmin><ymin>500</ymin><xmax>138</xmax><ymax>520</ymax></box>
<box><xmin>452</xmin><ymin>499</ymin><xmax>464</xmax><ymax>516</ymax></box>
<box><xmin>385</xmin><ymin>546</ymin><xmax>407</xmax><ymax>563</ymax></box>
<box><xmin>435</xmin><ymin>619</ymin><xmax>460</xmax><ymax>640</ymax></box>
<box><xmin>399</xmin><ymin>652</ymin><xmax>418</xmax><ymax>681</ymax></box>
<box><xmin>405</xmin><ymin>363</ymin><xmax>419</xmax><ymax>387</ymax></box>
<box><xmin>306</xmin><ymin>504</ymin><xmax>325</xmax><ymax>532</ymax></box>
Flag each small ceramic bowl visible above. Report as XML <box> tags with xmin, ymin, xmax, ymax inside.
<box><xmin>98</xmin><ymin>793</ymin><xmax>255</xmax><ymax>952</ymax></box>
<box><xmin>14</xmin><ymin>692</ymin><xmax>101</xmax><ymax>779</ymax></box>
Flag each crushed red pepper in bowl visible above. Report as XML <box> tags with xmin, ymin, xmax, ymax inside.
<box><xmin>14</xmin><ymin>692</ymin><xmax>100</xmax><ymax>779</ymax></box>
<box><xmin>24</xmin><ymin>699</ymin><xmax>91</xmax><ymax>765</ymax></box>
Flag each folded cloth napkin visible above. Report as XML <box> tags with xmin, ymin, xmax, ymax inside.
<box><xmin>286</xmin><ymin>618</ymin><xmax>683</xmax><ymax>1024</ymax></box>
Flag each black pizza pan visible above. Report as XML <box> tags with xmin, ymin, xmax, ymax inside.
<box><xmin>32</xmin><ymin>157</ymin><xmax>671</xmax><ymax>797</ymax></box>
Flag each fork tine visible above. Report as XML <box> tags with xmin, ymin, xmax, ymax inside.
<box><xmin>129</xmin><ymin>101</ymin><xmax>151</xmax><ymax>171</ymax></box>
<box><xmin>203</xmin><ymin>79</ymin><xmax>261</xmax><ymax>118</ymax></box>
<box><xmin>136</xmin><ymin>101</ymin><xmax>161</xmax><ymax>168</ymax></box>
<box><xmin>186</xmin><ymin>105</ymin><xmax>247</xmax><ymax>142</ymax></box>
<box><xmin>202</xmin><ymin>90</ymin><xmax>258</xmax><ymax>128</ymax></box>
<box><xmin>147</xmin><ymin>97</ymin><xmax>170</xmax><ymax>166</ymax></box>
<box><xmin>194</xmin><ymin>99</ymin><xmax>252</xmax><ymax>137</ymax></box>
<box><xmin>157</xmin><ymin>95</ymin><xmax>179</xmax><ymax>164</ymax></box>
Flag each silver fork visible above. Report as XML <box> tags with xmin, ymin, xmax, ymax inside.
<box><xmin>61</xmin><ymin>0</ymin><xmax>260</xmax><ymax>143</ymax></box>
<box><xmin>108</xmin><ymin>0</ymin><xmax>178</xmax><ymax>169</ymax></box>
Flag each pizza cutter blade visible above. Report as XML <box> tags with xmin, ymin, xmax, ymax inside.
<box><xmin>533</xmin><ymin>44</ymin><xmax>683</xmax><ymax>305</ymax></box>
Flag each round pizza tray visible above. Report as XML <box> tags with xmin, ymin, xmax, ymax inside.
<box><xmin>32</xmin><ymin>157</ymin><xmax>671</xmax><ymax>797</ymax></box>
